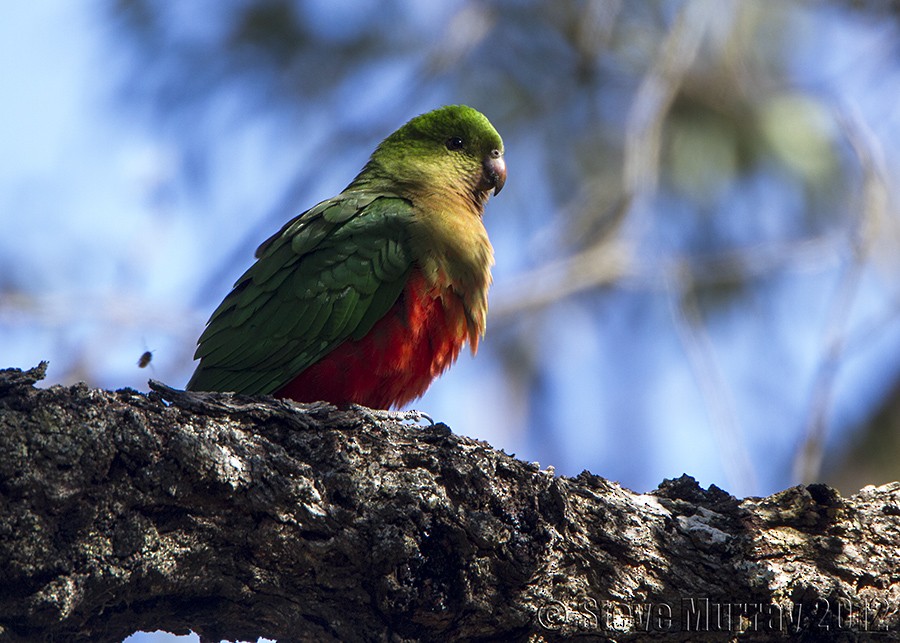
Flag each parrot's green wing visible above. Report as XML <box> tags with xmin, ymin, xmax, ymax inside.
<box><xmin>186</xmin><ymin>193</ymin><xmax>415</xmax><ymax>395</ymax></box>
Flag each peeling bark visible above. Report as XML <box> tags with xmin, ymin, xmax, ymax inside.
<box><xmin>0</xmin><ymin>363</ymin><xmax>899</xmax><ymax>642</ymax></box>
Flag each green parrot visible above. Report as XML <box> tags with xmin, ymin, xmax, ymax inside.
<box><xmin>187</xmin><ymin>105</ymin><xmax>506</xmax><ymax>409</ymax></box>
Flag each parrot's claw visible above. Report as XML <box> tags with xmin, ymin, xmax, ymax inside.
<box><xmin>350</xmin><ymin>405</ymin><xmax>435</xmax><ymax>427</ymax></box>
<box><xmin>402</xmin><ymin>410</ymin><xmax>435</xmax><ymax>426</ymax></box>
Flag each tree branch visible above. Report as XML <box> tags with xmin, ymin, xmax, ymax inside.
<box><xmin>1</xmin><ymin>364</ymin><xmax>899</xmax><ymax>642</ymax></box>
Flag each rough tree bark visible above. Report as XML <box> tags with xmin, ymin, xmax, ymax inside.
<box><xmin>1</xmin><ymin>364</ymin><xmax>899</xmax><ymax>642</ymax></box>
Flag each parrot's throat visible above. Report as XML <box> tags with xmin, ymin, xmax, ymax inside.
<box><xmin>470</xmin><ymin>188</ymin><xmax>491</xmax><ymax>214</ymax></box>
<box><xmin>275</xmin><ymin>270</ymin><xmax>474</xmax><ymax>409</ymax></box>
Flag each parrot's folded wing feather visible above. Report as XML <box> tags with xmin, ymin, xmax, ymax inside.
<box><xmin>187</xmin><ymin>194</ymin><xmax>414</xmax><ymax>395</ymax></box>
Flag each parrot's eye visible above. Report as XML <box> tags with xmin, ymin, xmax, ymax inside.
<box><xmin>445</xmin><ymin>136</ymin><xmax>464</xmax><ymax>151</ymax></box>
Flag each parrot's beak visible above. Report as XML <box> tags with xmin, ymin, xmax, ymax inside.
<box><xmin>480</xmin><ymin>153</ymin><xmax>507</xmax><ymax>196</ymax></box>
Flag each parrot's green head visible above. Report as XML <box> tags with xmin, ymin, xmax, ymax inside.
<box><xmin>352</xmin><ymin>105</ymin><xmax>506</xmax><ymax>210</ymax></box>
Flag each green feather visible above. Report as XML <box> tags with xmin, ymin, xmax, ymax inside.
<box><xmin>327</xmin><ymin>288</ymin><xmax>360</xmax><ymax>339</ymax></box>
<box><xmin>186</xmin><ymin>193</ymin><xmax>415</xmax><ymax>395</ymax></box>
<box><xmin>351</xmin><ymin>275</ymin><xmax>409</xmax><ymax>341</ymax></box>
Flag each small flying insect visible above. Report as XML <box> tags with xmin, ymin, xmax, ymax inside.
<box><xmin>138</xmin><ymin>350</ymin><xmax>153</xmax><ymax>368</ymax></box>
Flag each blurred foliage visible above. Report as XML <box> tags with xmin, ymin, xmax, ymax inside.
<box><xmin>106</xmin><ymin>0</ymin><xmax>854</xmax><ymax>264</ymax></box>
<box><xmin>78</xmin><ymin>0</ymin><xmax>900</xmax><ymax>493</ymax></box>
<box><xmin>828</xmin><ymin>378</ymin><xmax>900</xmax><ymax>492</ymax></box>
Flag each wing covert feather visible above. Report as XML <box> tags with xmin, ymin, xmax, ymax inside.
<box><xmin>187</xmin><ymin>194</ymin><xmax>414</xmax><ymax>395</ymax></box>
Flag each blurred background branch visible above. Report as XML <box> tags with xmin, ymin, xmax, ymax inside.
<box><xmin>796</xmin><ymin>99</ymin><xmax>893</xmax><ymax>483</ymax></box>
